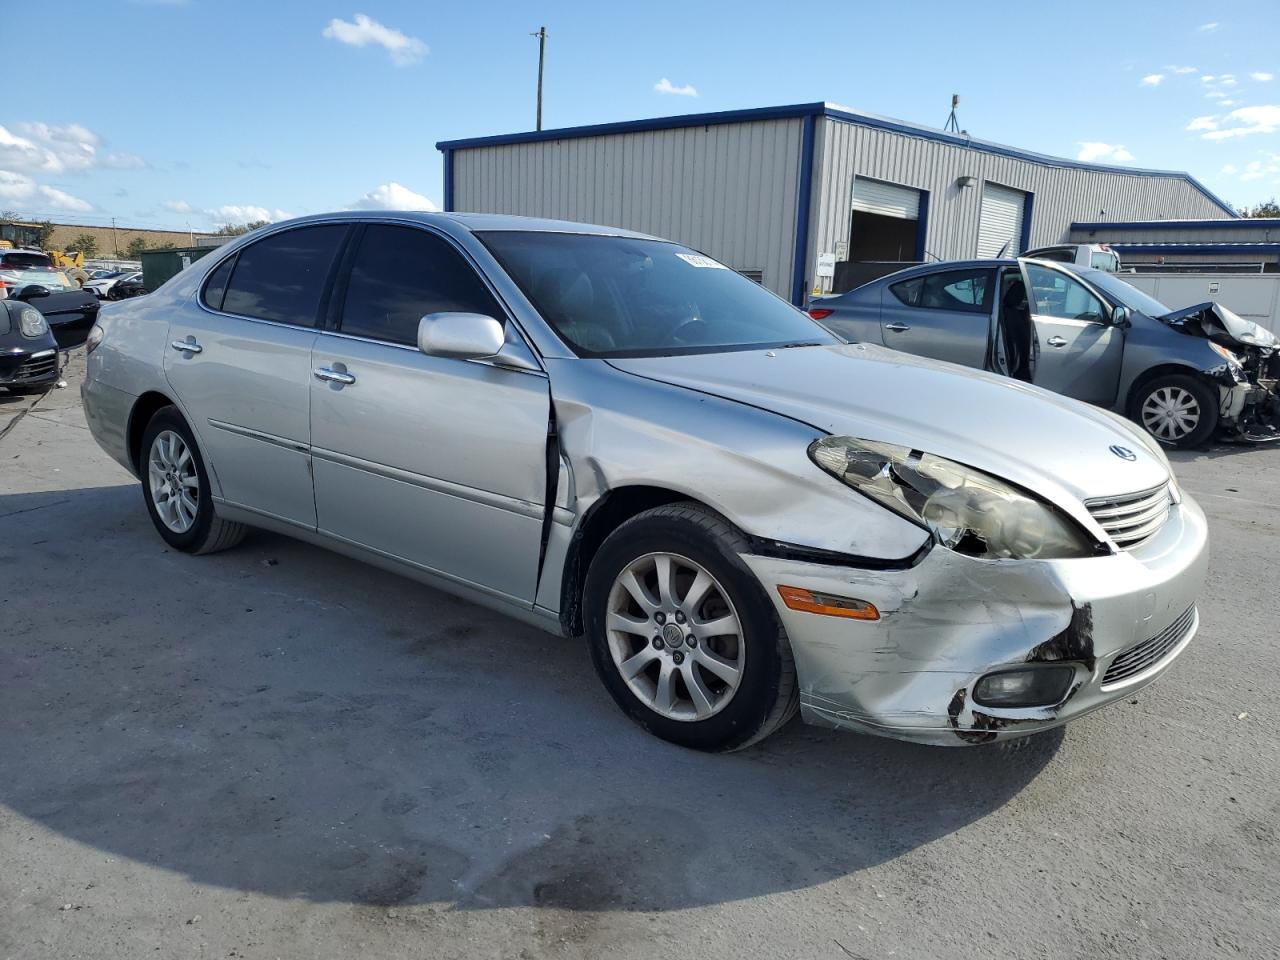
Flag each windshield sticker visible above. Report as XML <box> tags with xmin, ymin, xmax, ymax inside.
<box><xmin>675</xmin><ymin>253</ymin><xmax>728</xmax><ymax>269</ymax></box>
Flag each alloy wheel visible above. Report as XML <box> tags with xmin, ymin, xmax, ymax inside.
<box><xmin>147</xmin><ymin>429</ymin><xmax>199</xmax><ymax>533</ymax></box>
<box><xmin>1141</xmin><ymin>386</ymin><xmax>1201</xmax><ymax>442</ymax></box>
<box><xmin>605</xmin><ymin>551</ymin><xmax>745</xmax><ymax>722</ymax></box>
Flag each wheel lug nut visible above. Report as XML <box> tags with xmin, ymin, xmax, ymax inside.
<box><xmin>652</xmin><ymin>637</ymin><xmax>665</xmax><ymax>650</ymax></box>
<box><xmin>674</xmin><ymin>611</ymin><xmax>685</xmax><ymax>623</ymax></box>
<box><xmin>672</xmin><ymin>651</ymin><xmax>685</xmax><ymax>665</ymax></box>
<box><xmin>686</xmin><ymin>635</ymin><xmax>696</xmax><ymax>648</ymax></box>
<box><xmin>654</xmin><ymin>612</ymin><xmax>666</xmax><ymax>625</ymax></box>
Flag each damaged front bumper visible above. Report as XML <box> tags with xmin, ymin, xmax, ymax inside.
<box><xmin>741</xmin><ymin>493</ymin><xmax>1208</xmax><ymax>745</ymax></box>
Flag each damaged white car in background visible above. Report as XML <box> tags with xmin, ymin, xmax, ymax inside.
<box><xmin>81</xmin><ymin>213</ymin><xmax>1209</xmax><ymax>749</ymax></box>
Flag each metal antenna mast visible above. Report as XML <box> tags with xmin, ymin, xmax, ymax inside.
<box><xmin>944</xmin><ymin>93</ymin><xmax>961</xmax><ymax>133</ymax></box>
<box><xmin>531</xmin><ymin>26</ymin><xmax>547</xmax><ymax>130</ymax></box>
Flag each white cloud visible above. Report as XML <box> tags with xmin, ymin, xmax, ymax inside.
<box><xmin>103</xmin><ymin>151</ymin><xmax>147</xmax><ymax>169</ymax></box>
<box><xmin>163</xmin><ymin>199</ymin><xmax>193</xmax><ymax>213</ymax></box>
<box><xmin>1219</xmin><ymin>99</ymin><xmax>1237</xmax><ymax>107</ymax></box>
<box><xmin>1206</xmin><ymin>90</ymin><xmax>1229</xmax><ymax>99</ymax></box>
<box><xmin>1236</xmin><ymin>157</ymin><xmax>1280</xmax><ymax>182</ymax></box>
<box><xmin>0</xmin><ymin>121</ymin><xmax>145</xmax><ymax>176</ymax></box>
<box><xmin>1167</xmin><ymin>64</ymin><xmax>1199</xmax><ymax>74</ymax></box>
<box><xmin>1141</xmin><ymin>73</ymin><xmax>1164</xmax><ymax>86</ymax></box>
<box><xmin>1253</xmin><ymin>72</ymin><xmax>1275</xmax><ymax>82</ymax></box>
<box><xmin>1198</xmin><ymin>22</ymin><xmax>1219</xmax><ymax>32</ymax></box>
<box><xmin>1201</xmin><ymin>75</ymin><xmax>1216</xmax><ymax>83</ymax></box>
<box><xmin>654</xmin><ymin>77</ymin><xmax>698</xmax><ymax>97</ymax></box>
<box><xmin>37</xmin><ymin>185</ymin><xmax>92</xmax><ymax>212</ymax></box>
<box><xmin>1077</xmin><ymin>141</ymin><xmax>1135</xmax><ymax>163</ymax></box>
<box><xmin>322</xmin><ymin>14</ymin><xmax>427</xmax><ymax>66</ymax></box>
<box><xmin>1218</xmin><ymin>74</ymin><xmax>1237</xmax><ymax>86</ymax></box>
<box><xmin>0</xmin><ymin>169</ymin><xmax>36</xmax><ymax>201</ymax></box>
<box><xmin>351</xmin><ymin>181</ymin><xmax>438</xmax><ymax>211</ymax></box>
<box><xmin>1201</xmin><ymin>104</ymin><xmax>1280</xmax><ymax>140</ymax></box>
<box><xmin>1222</xmin><ymin>164</ymin><xmax>1238</xmax><ymax>174</ymax></box>
<box><xmin>1187</xmin><ymin>115</ymin><xmax>1219</xmax><ymax>131</ymax></box>
<box><xmin>205</xmin><ymin>204</ymin><xmax>291</xmax><ymax>225</ymax></box>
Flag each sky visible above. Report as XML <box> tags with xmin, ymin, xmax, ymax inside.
<box><xmin>4</xmin><ymin>0</ymin><xmax>1280</xmax><ymax>232</ymax></box>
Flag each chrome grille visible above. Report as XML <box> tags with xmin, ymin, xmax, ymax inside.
<box><xmin>1085</xmin><ymin>483</ymin><xmax>1173</xmax><ymax>549</ymax></box>
<box><xmin>1102</xmin><ymin>605</ymin><xmax>1197</xmax><ymax>687</ymax></box>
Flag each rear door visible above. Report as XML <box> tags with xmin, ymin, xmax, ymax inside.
<box><xmin>1018</xmin><ymin>260</ymin><xmax>1124</xmax><ymax>405</ymax></box>
<box><xmin>879</xmin><ymin>266</ymin><xmax>995</xmax><ymax>368</ymax></box>
<box><xmin>309</xmin><ymin>222</ymin><xmax>551</xmax><ymax>603</ymax></box>
<box><xmin>163</xmin><ymin>224</ymin><xmax>349</xmax><ymax>528</ymax></box>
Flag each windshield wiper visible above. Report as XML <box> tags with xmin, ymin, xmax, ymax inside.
<box><xmin>776</xmin><ymin>341</ymin><xmax>825</xmax><ymax>349</ymax></box>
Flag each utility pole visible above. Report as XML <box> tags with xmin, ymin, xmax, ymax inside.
<box><xmin>111</xmin><ymin>217</ymin><xmax>119</xmax><ymax>257</ymax></box>
<box><xmin>531</xmin><ymin>26</ymin><xmax>547</xmax><ymax>130</ymax></box>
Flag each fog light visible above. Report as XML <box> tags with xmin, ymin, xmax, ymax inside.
<box><xmin>973</xmin><ymin>665</ymin><xmax>1075</xmax><ymax>707</ymax></box>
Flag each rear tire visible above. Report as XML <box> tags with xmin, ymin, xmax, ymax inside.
<box><xmin>583</xmin><ymin>502</ymin><xmax>798</xmax><ymax>751</ymax></box>
<box><xmin>140</xmin><ymin>406</ymin><xmax>247</xmax><ymax>554</ymax></box>
<box><xmin>1130</xmin><ymin>373</ymin><xmax>1218</xmax><ymax>448</ymax></box>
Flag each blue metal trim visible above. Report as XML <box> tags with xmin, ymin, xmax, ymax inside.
<box><xmin>1109</xmin><ymin>242</ymin><xmax>1280</xmax><ymax>255</ymax></box>
<box><xmin>914</xmin><ymin>188</ymin><xmax>930</xmax><ymax>261</ymax></box>
<box><xmin>1074</xmin><ymin>218</ymin><xmax>1272</xmax><ymax>232</ymax></box>
<box><xmin>1019</xmin><ymin>190</ymin><xmax>1034</xmax><ymax>255</ymax></box>
<box><xmin>435</xmin><ymin>101</ymin><xmax>1237</xmax><ymax>218</ymax></box>
<box><xmin>443</xmin><ymin>148</ymin><xmax>455</xmax><ymax>213</ymax></box>
<box><xmin>791</xmin><ymin>114</ymin><xmax>816</xmax><ymax>306</ymax></box>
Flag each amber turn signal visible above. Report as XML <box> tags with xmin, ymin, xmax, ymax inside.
<box><xmin>777</xmin><ymin>585</ymin><xmax>880</xmax><ymax>620</ymax></box>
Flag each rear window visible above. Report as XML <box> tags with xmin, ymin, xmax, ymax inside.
<box><xmin>220</xmin><ymin>225</ymin><xmax>347</xmax><ymax>326</ymax></box>
<box><xmin>0</xmin><ymin>252</ymin><xmax>54</xmax><ymax>270</ymax></box>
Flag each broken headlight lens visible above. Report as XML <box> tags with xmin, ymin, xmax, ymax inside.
<box><xmin>810</xmin><ymin>437</ymin><xmax>1095</xmax><ymax>560</ymax></box>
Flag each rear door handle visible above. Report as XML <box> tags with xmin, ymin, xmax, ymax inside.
<box><xmin>170</xmin><ymin>338</ymin><xmax>202</xmax><ymax>354</ymax></box>
<box><xmin>313</xmin><ymin>366</ymin><xmax>356</xmax><ymax>385</ymax></box>
<box><xmin>884</xmin><ymin>322</ymin><xmax>911</xmax><ymax>333</ymax></box>
<box><xmin>1046</xmin><ymin>336</ymin><xmax>1068</xmax><ymax>347</ymax></box>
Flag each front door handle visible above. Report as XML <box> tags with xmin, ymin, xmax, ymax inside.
<box><xmin>170</xmin><ymin>338</ymin><xmax>202</xmax><ymax>354</ymax></box>
<box><xmin>1046</xmin><ymin>336</ymin><xmax>1068</xmax><ymax>347</ymax></box>
<box><xmin>313</xmin><ymin>366</ymin><xmax>356</xmax><ymax>385</ymax></box>
<box><xmin>884</xmin><ymin>322</ymin><xmax>911</xmax><ymax>333</ymax></box>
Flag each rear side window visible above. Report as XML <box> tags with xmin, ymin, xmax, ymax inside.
<box><xmin>221</xmin><ymin>225</ymin><xmax>347</xmax><ymax>326</ymax></box>
<box><xmin>201</xmin><ymin>256</ymin><xmax>235</xmax><ymax>311</ymax></box>
<box><xmin>338</xmin><ymin>225</ymin><xmax>502</xmax><ymax>346</ymax></box>
<box><xmin>890</xmin><ymin>268</ymin><xmax>992</xmax><ymax>313</ymax></box>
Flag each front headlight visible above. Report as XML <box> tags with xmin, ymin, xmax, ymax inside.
<box><xmin>1209</xmin><ymin>341</ymin><xmax>1242</xmax><ymax>366</ymax></box>
<box><xmin>18</xmin><ymin>306</ymin><xmax>48</xmax><ymax>338</ymax></box>
<box><xmin>810</xmin><ymin>437</ymin><xmax>1096</xmax><ymax>560</ymax></box>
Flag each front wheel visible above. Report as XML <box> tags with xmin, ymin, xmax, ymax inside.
<box><xmin>1131</xmin><ymin>374</ymin><xmax>1218</xmax><ymax>448</ymax></box>
<box><xmin>583</xmin><ymin>502</ymin><xmax>798</xmax><ymax>751</ymax></box>
<box><xmin>140</xmin><ymin>406</ymin><xmax>247</xmax><ymax>554</ymax></box>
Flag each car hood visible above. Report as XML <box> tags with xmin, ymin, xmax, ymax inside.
<box><xmin>1159</xmin><ymin>301</ymin><xmax>1278</xmax><ymax>351</ymax></box>
<box><xmin>607</xmin><ymin>343</ymin><xmax>1170</xmax><ymax>511</ymax></box>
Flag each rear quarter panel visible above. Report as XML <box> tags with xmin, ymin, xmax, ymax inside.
<box><xmin>815</xmin><ymin>285</ymin><xmax>884</xmax><ymax>345</ymax></box>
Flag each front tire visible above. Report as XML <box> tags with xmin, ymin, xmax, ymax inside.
<box><xmin>1131</xmin><ymin>373</ymin><xmax>1218</xmax><ymax>448</ymax></box>
<box><xmin>583</xmin><ymin>502</ymin><xmax>798</xmax><ymax>751</ymax></box>
<box><xmin>140</xmin><ymin>406</ymin><xmax>247</xmax><ymax>554</ymax></box>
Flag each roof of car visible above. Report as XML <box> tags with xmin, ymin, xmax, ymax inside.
<box><xmin>261</xmin><ymin>210</ymin><xmax>662</xmax><ymax>241</ymax></box>
<box><xmin>855</xmin><ymin>257</ymin><xmax>1108</xmax><ymax>288</ymax></box>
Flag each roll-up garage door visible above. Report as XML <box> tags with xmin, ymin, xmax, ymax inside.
<box><xmin>852</xmin><ymin>177</ymin><xmax>921</xmax><ymax>220</ymax></box>
<box><xmin>976</xmin><ymin>183</ymin><xmax>1026</xmax><ymax>258</ymax></box>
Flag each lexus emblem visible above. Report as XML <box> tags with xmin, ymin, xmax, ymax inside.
<box><xmin>1110</xmin><ymin>444</ymin><xmax>1137</xmax><ymax>461</ymax></box>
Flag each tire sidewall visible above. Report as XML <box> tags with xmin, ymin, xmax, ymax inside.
<box><xmin>140</xmin><ymin>407</ymin><xmax>216</xmax><ymax>552</ymax></box>
<box><xmin>1133</xmin><ymin>374</ymin><xmax>1218</xmax><ymax>448</ymax></box>
<box><xmin>583</xmin><ymin>511</ymin><xmax>785</xmax><ymax>751</ymax></box>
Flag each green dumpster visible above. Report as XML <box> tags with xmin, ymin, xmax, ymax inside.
<box><xmin>140</xmin><ymin>245</ymin><xmax>218</xmax><ymax>291</ymax></box>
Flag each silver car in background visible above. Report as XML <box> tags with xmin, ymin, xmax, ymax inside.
<box><xmin>82</xmin><ymin>213</ymin><xmax>1207</xmax><ymax>749</ymax></box>
<box><xmin>810</xmin><ymin>258</ymin><xmax>1280</xmax><ymax>447</ymax></box>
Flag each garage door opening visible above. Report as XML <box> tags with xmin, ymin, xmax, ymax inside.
<box><xmin>849</xmin><ymin>177</ymin><xmax>924</xmax><ymax>262</ymax></box>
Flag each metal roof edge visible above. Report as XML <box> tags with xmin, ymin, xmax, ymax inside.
<box><xmin>1074</xmin><ymin>218</ymin><xmax>1273</xmax><ymax>231</ymax></box>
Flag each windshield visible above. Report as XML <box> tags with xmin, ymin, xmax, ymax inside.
<box><xmin>479</xmin><ymin>231</ymin><xmax>838</xmax><ymax>357</ymax></box>
<box><xmin>0</xmin><ymin>264</ymin><xmax>78</xmax><ymax>292</ymax></box>
<box><xmin>1081</xmin><ymin>270</ymin><xmax>1172</xmax><ymax>317</ymax></box>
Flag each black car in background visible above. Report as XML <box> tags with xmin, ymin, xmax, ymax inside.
<box><xmin>0</xmin><ymin>298</ymin><xmax>60</xmax><ymax>394</ymax></box>
<box><xmin>0</xmin><ymin>250</ymin><xmax>100</xmax><ymax>347</ymax></box>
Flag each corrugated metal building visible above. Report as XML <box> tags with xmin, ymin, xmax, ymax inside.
<box><xmin>437</xmin><ymin>102</ymin><xmax>1235</xmax><ymax>304</ymax></box>
<box><xmin>1070</xmin><ymin>218</ymin><xmax>1280</xmax><ymax>272</ymax></box>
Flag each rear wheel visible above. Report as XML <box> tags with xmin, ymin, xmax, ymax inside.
<box><xmin>140</xmin><ymin>406</ymin><xmax>247</xmax><ymax>554</ymax></box>
<box><xmin>1132</xmin><ymin>374</ymin><xmax>1218</xmax><ymax>448</ymax></box>
<box><xmin>583</xmin><ymin>502</ymin><xmax>798</xmax><ymax>751</ymax></box>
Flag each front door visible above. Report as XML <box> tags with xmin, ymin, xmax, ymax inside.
<box><xmin>309</xmin><ymin>223</ymin><xmax>551</xmax><ymax>604</ymax></box>
<box><xmin>1018</xmin><ymin>260</ymin><xmax>1125</xmax><ymax>406</ymax></box>
<box><xmin>163</xmin><ymin>224</ymin><xmax>349</xmax><ymax>528</ymax></box>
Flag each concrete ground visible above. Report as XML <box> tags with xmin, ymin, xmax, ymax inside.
<box><xmin>2</xmin><ymin>350</ymin><xmax>1276</xmax><ymax>960</ymax></box>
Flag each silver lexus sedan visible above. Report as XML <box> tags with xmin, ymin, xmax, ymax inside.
<box><xmin>82</xmin><ymin>212</ymin><xmax>1208</xmax><ymax>750</ymax></box>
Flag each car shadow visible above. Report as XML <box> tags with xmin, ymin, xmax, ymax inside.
<box><xmin>0</xmin><ymin>483</ymin><xmax>1063</xmax><ymax>913</ymax></box>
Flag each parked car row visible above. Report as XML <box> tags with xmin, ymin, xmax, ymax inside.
<box><xmin>0</xmin><ymin>249</ymin><xmax>100</xmax><ymax>350</ymax></box>
<box><xmin>81</xmin><ymin>212</ymin><xmax>1207</xmax><ymax>751</ymax></box>
<box><xmin>810</xmin><ymin>257</ymin><xmax>1280</xmax><ymax>447</ymax></box>
<box><xmin>84</xmin><ymin>269</ymin><xmax>148</xmax><ymax>301</ymax></box>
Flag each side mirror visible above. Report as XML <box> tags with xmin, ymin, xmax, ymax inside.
<box><xmin>18</xmin><ymin>284</ymin><xmax>50</xmax><ymax>301</ymax></box>
<box><xmin>417</xmin><ymin>312</ymin><xmax>505</xmax><ymax>360</ymax></box>
<box><xmin>1111</xmin><ymin>305</ymin><xmax>1131</xmax><ymax>328</ymax></box>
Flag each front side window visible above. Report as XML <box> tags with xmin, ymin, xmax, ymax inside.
<box><xmin>221</xmin><ymin>225</ymin><xmax>347</xmax><ymax>326</ymax></box>
<box><xmin>1023</xmin><ymin>263</ymin><xmax>1107</xmax><ymax>323</ymax></box>
<box><xmin>891</xmin><ymin>269</ymin><xmax>992</xmax><ymax>314</ymax></box>
<box><xmin>339</xmin><ymin>225</ymin><xmax>502</xmax><ymax>346</ymax></box>
<box><xmin>480</xmin><ymin>231</ymin><xmax>838</xmax><ymax>357</ymax></box>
